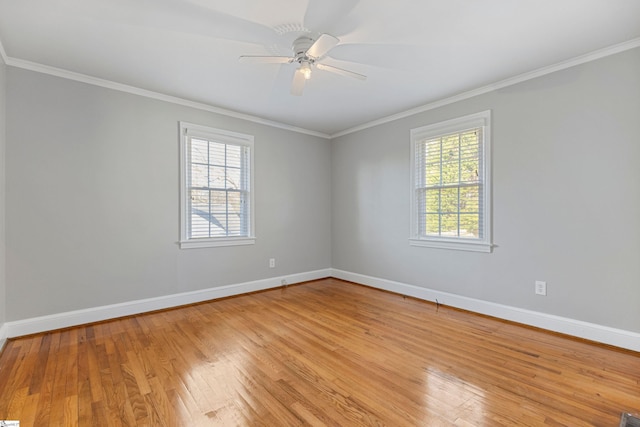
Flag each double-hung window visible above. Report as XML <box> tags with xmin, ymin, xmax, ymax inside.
<box><xmin>179</xmin><ymin>122</ymin><xmax>255</xmax><ymax>248</ymax></box>
<box><xmin>410</xmin><ymin>111</ymin><xmax>492</xmax><ymax>252</ymax></box>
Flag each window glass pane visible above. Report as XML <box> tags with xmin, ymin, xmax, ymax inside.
<box><xmin>440</xmin><ymin>214</ymin><xmax>458</xmax><ymax>236</ymax></box>
<box><xmin>425</xmin><ymin>139</ymin><xmax>441</xmax><ymax>159</ymax></box>
<box><xmin>226</xmin><ymin>144</ymin><xmax>242</xmax><ymax>169</ymax></box>
<box><xmin>440</xmin><ymin>135</ymin><xmax>460</xmax><ymax>184</ymax></box>
<box><xmin>425</xmin><ymin>214</ymin><xmax>440</xmax><ymax>235</ymax></box>
<box><xmin>424</xmin><ymin>139</ymin><xmax>441</xmax><ymax>186</ymax></box>
<box><xmin>459</xmin><ymin>214</ymin><xmax>479</xmax><ymax>238</ymax></box>
<box><xmin>209</xmin><ymin>166</ymin><xmax>226</xmax><ymax>189</ymax></box>
<box><xmin>460</xmin><ymin>186</ymin><xmax>479</xmax><ymax>213</ymax></box>
<box><xmin>191</xmin><ymin>164</ymin><xmax>208</xmax><ymax>188</ymax></box>
<box><xmin>190</xmin><ymin>139</ymin><xmax>208</xmax><ymax>164</ymax></box>
<box><xmin>460</xmin><ymin>158</ymin><xmax>479</xmax><ymax>183</ymax></box>
<box><xmin>416</xmin><ymin>190</ymin><xmax>427</xmax><ymax>235</ymax></box>
<box><xmin>239</xmin><ymin>192</ymin><xmax>248</xmax><ymax>232</ymax></box>
<box><xmin>209</xmin><ymin>190</ymin><xmax>228</xmax><ymax>236</ymax></box>
<box><xmin>190</xmin><ymin>189</ymin><xmax>210</xmax><ymax>238</ymax></box>
<box><xmin>440</xmin><ymin>188</ymin><xmax>459</xmax><ymax>214</ymax></box>
<box><xmin>425</xmin><ymin>189</ymin><xmax>440</xmax><ymax>214</ymax></box>
<box><xmin>226</xmin><ymin>167</ymin><xmax>241</xmax><ymax>190</ymax></box>
<box><xmin>460</xmin><ymin>131</ymin><xmax>480</xmax><ymax>184</ymax></box>
<box><xmin>190</xmin><ymin>189</ymin><xmax>209</xmax><ymax>210</ymax></box>
<box><xmin>425</xmin><ymin>158</ymin><xmax>441</xmax><ymax>186</ymax></box>
<box><xmin>460</xmin><ymin>130</ymin><xmax>478</xmax><ymax>149</ymax></box>
<box><xmin>209</xmin><ymin>142</ymin><xmax>226</xmax><ymax>166</ymax></box>
<box><xmin>226</xmin><ymin>192</ymin><xmax>242</xmax><ymax>235</ymax></box>
<box><xmin>210</xmin><ymin>189</ymin><xmax>226</xmax><ymax>209</ymax></box>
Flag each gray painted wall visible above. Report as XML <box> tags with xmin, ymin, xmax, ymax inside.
<box><xmin>3</xmin><ymin>47</ymin><xmax>639</xmax><ymax>336</ymax></box>
<box><xmin>5</xmin><ymin>68</ymin><xmax>331</xmax><ymax>320</ymax></box>
<box><xmin>0</xmin><ymin>57</ymin><xmax>6</xmax><ymax>331</ymax></box>
<box><xmin>331</xmin><ymin>47</ymin><xmax>640</xmax><ymax>332</ymax></box>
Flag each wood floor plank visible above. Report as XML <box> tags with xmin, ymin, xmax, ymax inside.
<box><xmin>19</xmin><ymin>393</ymin><xmax>39</xmax><ymax>427</ymax></box>
<box><xmin>0</xmin><ymin>278</ymin><xmax>638</xmax><ymax>426</ymax></box>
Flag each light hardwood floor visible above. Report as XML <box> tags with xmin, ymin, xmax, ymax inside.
<box><xmin>0</xmin><ymin>278</ymin><xmax>638</xmax><ymax>426</ymax></box>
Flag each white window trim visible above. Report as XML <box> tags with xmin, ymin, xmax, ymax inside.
<box><xmin>409</xmin><ymin>111</ymin><xmax>492</xmax><ymax>253</ymax></box>
<box><xmin>179</xmin><ymin>122</ymin><xmax>255</xmax><ymax>249</ymax></box>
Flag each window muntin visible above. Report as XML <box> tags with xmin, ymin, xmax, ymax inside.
<box><xmin>180</xmin><ymin>122</ymin><xmax>255</xmax><ymax>248</ymax></box>
<box><xmin>410</xmin><ymin>111</ymin><xmax>492</xmax><ymax>252</ymax></box>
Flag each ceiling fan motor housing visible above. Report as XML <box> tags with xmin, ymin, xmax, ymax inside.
<box><xmin>293</xmin><ymin>36</ymin><xmax>316</xmax><ymax>63</ymax></box>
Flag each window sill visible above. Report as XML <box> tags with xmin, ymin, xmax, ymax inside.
<box><xmin>409</xmin><ymin>237</ymin><xmax>493</xmax><ymax>253</ymax></box>
<box><xmin>180</xmin><ymin>237</ymin><xmax>256</xmax><ymax>249</ymax></box>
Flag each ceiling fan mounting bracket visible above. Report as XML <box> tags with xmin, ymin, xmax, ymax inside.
<box><xmin>273</xmin><ymin>23</ymin><xmax>310</xmax><ymax>36</ymax></box>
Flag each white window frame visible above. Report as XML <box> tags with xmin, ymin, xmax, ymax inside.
<box><xmin>179</xmin><ymin>122</ymin><xmax>255</xmax><ymax>249</ymax></box>
<box><xmin>409</xmin><ymin>111</ymin><xmax>492</xmax><ymax>253</ymax></box>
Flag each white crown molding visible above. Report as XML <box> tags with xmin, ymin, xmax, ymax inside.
<box><xmin>2</xmin><ymin>56</ymin><xmax>331</xmax><ymax>140</ymax></box>
<box><xmin>1</xmin><ymin>35</ymin><xmax>638</xmax><ymax>140</ymax></box>
<box><xmin>331</xmin><ymin>269</ymin><xmax>640</xmax><ymax>353</ymax></box>
<box><xmin>331</xmin><ymin>37</ymin><xmax>640</xmax><ymax>138</ymax></box>
<box><xmin>3</xmin><ymin>33</ymin><xmax>638</xmax><ymax>141</ymax></box>
<box><xmin>5</xmin><ymin>269</ymin><xmax>331</xmax><ymax>338</ymax></box>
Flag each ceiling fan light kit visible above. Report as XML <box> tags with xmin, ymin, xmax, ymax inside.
<box><xmin>239</xmin><ymin>33</ymin><xmax>367</xmax><ymax>96</ymax></box>
<box><xmin>300</xmin><ymin>61</ymin><xmax>312</xmax><ymax>80</ymax></box>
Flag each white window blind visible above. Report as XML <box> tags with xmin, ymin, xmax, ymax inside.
<box><xmin>179</xmin><ymin>122</ymin><xmax>255</xmax><ymax>249</ymax></box>
<box><xmin>410</xmin><ymin>111</ymin><xmax>492</xmax><ymax>252</ymax></box>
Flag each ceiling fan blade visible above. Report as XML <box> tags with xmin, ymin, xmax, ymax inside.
<box><xmin>307</xmin><ymin>34</ymin><xmax>340</xmax><ymax>59</ymax></box>
<box><xmin>316</xmin><ymin>63</ymin><xmax>367</xmax><ymax>81</ymax></box>
<box><xmin>76</xmin><ymin>0</ymin><xmax>281</xmax><ymax>46</ymax></box>
<box><xmin>291</xmin><ymin>69</ymin><xmax>306</xmax><ymax>96</ymax></box>
<box><xmin>239</xmin><ymin>56</ymin><xmax>293</xmax><ymax>64</ymax></box>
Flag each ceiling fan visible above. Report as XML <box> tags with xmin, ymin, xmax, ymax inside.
<box><xmin>239</xmin><ymin>34</ymin><xmax>367</xmax><ymax>96</ymax></box>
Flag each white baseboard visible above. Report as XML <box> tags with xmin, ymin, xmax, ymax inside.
<box><xmin>0</xmin><ymin>322</ymin><xmax>7</xmax><ymax>352</ymax></box>
<box><xmin>331</xmin><ymin>269</ymin><xmax>640</xmax><ymax>353</ymax></box>
<box><xmin>6</xmin><ymin>268</ymin><xmax>639</xmax><ymax>353</ymax></box>
<box><xmin>5</xmin><ymin>269</ymin><xmax>331</xmax><ymax>338</ymax></box>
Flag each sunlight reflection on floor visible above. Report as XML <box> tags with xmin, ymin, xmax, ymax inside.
<box><xmin>424</xmin><ymin>367</ymin><xmax>486</xmax><ymax>425</ymax></box>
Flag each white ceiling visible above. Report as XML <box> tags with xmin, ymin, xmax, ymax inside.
<box><xmin>1</xmin><ymin>0</ymin><xmax>639</xmax><ymax>137</ymax></box>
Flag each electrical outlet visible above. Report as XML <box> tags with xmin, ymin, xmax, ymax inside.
<box><xmin>535</xmin><ymin>280</ymin><xmax>547</xmax><ymax>296</ymax></box>
<box><xmin>269</xmin><ymin>258</ymin><xmax>275</xmax><ymax>268</ymax></box>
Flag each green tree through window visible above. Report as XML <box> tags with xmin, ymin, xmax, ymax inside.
<box><xmin>420</xmin><ymin>128</ymin><xmax>482</xmax><ymax>238</ymax></box>
<box><xmin>410</xmin><ymin>111</ymin><xmax>492</xmax><ymax>252</ymax></box>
